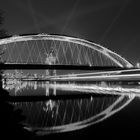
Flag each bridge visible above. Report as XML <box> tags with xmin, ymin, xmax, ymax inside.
<box><xmin>0</xmin><ymin>34</ymin><xmax>139</xmax><ymax>83</ymax></box>
<box><xmin>1</xmin><ymin>34</ymin><xmax>139</xmax><ymax>135</ymax></box>
<box><xmin>1</xmin><ymin>63</ymin><xmax>140</xmax><ymax>82</ymax></box>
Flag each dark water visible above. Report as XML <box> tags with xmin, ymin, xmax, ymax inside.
<box><xmin>2</xmin><ymin>80</ymin><xmax>140</xmax><ymax>139</ymax></box>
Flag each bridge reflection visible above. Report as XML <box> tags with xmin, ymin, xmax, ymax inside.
<box><xmin>3</xmin><ymin>79</ymin><xmax>140</xmax><ymax>97</ymax></box>
<box><xmin>2</xmin><ymin>79</ymin><xmax>134</xmax><ymax>135</ymax></box>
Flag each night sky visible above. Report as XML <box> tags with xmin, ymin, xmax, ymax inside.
<box><xmin>0</xmin><ymin>0</ymin><xmax>140</xmax><ymax>65</ymax></box>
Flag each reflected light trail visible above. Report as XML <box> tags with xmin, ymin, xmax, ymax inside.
<box><xmin>51</xmin><ymin>73</ymin><xmax>140</xmax><ymax>82</ymax></box>
<box><xmin>3</xmin><ymin>80</ymin><xmax>138</xmax><ymax>98</ymax></box>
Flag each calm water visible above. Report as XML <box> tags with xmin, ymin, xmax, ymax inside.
<box><xmin>3</xmin><ymin>80</ymin><xmax>140</xmax><ymax>136</ymax></box>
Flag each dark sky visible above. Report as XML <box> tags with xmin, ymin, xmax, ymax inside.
<box><xmin>0</xmin><ymin>0</ymin><xmax>140</xmax><ymax>65</ymax></box>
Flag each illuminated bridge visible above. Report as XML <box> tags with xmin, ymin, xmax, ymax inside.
<box><xmin>0</xmin><ymin>34</ymin><xmax>136</xmax><ymax>80</ymax></box>
<box><xmin>0</xmin><ymin>34</ymin><xmax>138</xmax><ymax>134</ymax></box>
<box><xmin>0</xmin><ymin>34</ymin><xmax>132</xmax><ymax>66</ymax></box>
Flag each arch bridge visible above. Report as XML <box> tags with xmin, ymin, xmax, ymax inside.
<box><xmin>0</xmin><ymin>34</ymin><xmax>139</xmax><ymax>81</ymax></box>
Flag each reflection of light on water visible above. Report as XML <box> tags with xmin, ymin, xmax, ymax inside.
<box><xmin>13</xmin><ymin>95</ymin><xmax>132</xmax><ymax>135</ymax></box>
<box><xmin>43</xmin><ymin>100</ymin><xmax>56</xmax><ymax>111</ymax></box>
<box><xmin>3</xmin><ymin>79</ymin><xmax>140</xmax><ymax>97</ymax></box>
<box><xmin>43</xmin><ymin>100</ymin><xmax>58</xmax><ymax>118</ymax></box>
<box><xmin>4</xmin><ymin>80</ymin><xmax>135</xmax><ymax>135</ymax></box>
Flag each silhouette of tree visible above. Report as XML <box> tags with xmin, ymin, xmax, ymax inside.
<box><xmin>0</xmin><ymin>10</ymin><xmax>7</xmax><ymax>38</ymax></box>
<box><xmin>0</xmin><ymin>10</ymin><xmax>34</xmax><ymax>139</ymax></box>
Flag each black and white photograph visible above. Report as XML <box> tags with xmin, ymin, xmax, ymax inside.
<box><xmin>0</xmin><ymin>0</ymin><xmax>140</xmax><ymax>139</ymax></box>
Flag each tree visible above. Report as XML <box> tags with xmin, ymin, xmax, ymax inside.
<box><xmin>0</xmin><ymin>10</ymin><xmax>32</xmax><ymax>139</ymax></box>
<box><xmin>0</xmin><ymin>10</ymin><xmax>7</xmax><ymax>64</ymax></box>
<box><xmin>0</xmin><ymin>10</ymin><xmax>7</xmax><ymax>39</ymax></box>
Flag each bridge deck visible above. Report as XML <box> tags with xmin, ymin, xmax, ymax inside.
<box><xmin>0</xmin><ymin>63</ymin><xmax>130</xmax><ymax>70</ymax></box>
<box><xmin>2</xmin><ymin>64</ymin><xmax>140</xmax><ymax>82</ymax></box>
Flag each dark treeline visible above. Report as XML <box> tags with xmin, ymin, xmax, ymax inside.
<box><xmin>0</xmin><ymin>10</ymin><xmax>34</xmax><ymax>139</ymax></box>
<box><xmin>0</xmin><ymin>10</ymin><xmax>7</xmax><ymax>38</ymax></box>
<box><xmin>0</xmin><ymin>74</ymin><xmax>33</xmax><ymax>139</ymax></box>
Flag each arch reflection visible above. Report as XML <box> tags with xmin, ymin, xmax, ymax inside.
<box><xmin>3</xmin><ymin>80</ymin><xmax>134</xmax><ymax>135</ymax></box>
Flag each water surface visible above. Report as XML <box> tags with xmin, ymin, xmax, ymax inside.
<box><xmin>3</xmin><ymin>80</ymin><xmax>134</xmax><ymax>135</ymax></box>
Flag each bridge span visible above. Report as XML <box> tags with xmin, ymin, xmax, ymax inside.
<box><xmin>2</xmin><ymin>63</ymin><xmax>140</xmax><ymax>82</ymax></box>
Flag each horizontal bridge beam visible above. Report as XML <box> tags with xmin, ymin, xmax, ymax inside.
<box><xmin>0</xmin><ymin>64</ymin><xmax>131</xmax><ymax>71</ymax></box>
